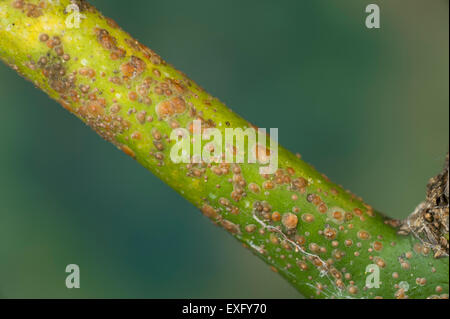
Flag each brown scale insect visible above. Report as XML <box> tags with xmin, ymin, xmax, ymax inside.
<box><xmin>109</xmin><ymin>103</ymin><xmax>121</xmax><ymax>113</ymax></box>
<box><xmin>348</xmin><ymin>285</ymin><xmax>358</xmax><ymax>295</ymax></box>
<box><xmin>131</xmin><ymin>132</ymin><xmax>142</xmax><ymax>140</ymax></box>
<box><xmin>357</xmin><ymin>230</ymin><xmax>371</xmax><ymax>240</ymax></box>
<box><xmin>121</xmin><ymin>56</ymin><xmax>146</xmax><ymax>80</ymax></box>
<box><xmin>318</xmin><ymin>203</ymin><xmax>327</xmax><ymax>213</ymax></box>
<box><xmin>323</xmin><ymin>227</ymin><xmax>337</xmax><ymax>240</ymax></box>
<box><xmin>153</xmin><ymin>140</ymin><xmax>164</xmax><ymax>151</ymax></box>
<box><xmin>54</xmin><ymin>46</ymin><xmax>64</xmax><ymax>56</ymax></box>
<box><xmin>95</xmin><ymin>28</ymin><xmax>126</xmax><ymax>60</ymax></box>
<box><xmin>282</xmin><ymin>213</ymin><xmax>298</xmax><ymax>230</ymax></box>
<box><xmin>271</xmin><ymin>211</ymin><xmax>281</xmax><ymax>222</ymax></box>
<box><xmin>245</xmin><ymin>224</ymin><xmax>257</xmax><ymax>233</ymax></box>
<box><xmin>156</xmin><ymin>96</ymin><xmax>186</xmax><ymax>120</ymax></box>
<box><xmin>136</xmin><ymin>111</ymin><xmax>146</xmax><ymax>124</ymax></box>
<box><xmin>302</xmin><ymin>214</ymin><xmax>314</xmax><ymax>223</ymax></box>
<box><xmin>152</xmin><ymin>129</ymin><xmax>162</xmax><ymax>140</ymax></box>
<box><xmin>201</xmin><ymin>204</ymin><xmax>218</xmax><ymax>219</ymax></box>
<box><xmin>373</xmin><ymin>241</ymin><xmax>383</xmax><ymax>251</ymax></box>
<box><xmin>121</xmin><ymin>145</ymin><xmax>135</xmax><ymax>158</ymax></box>
<box><xmin>221</xmin><ymin>219</ymin><xmax>240</xmax><ymax>234</ymax></box>
<box><xmin>79</xmin><ymin>68</ymin><xmax>96</xmax><ymax>78</ymax></box>
<box><xmin>39</xmin><ymin>33</ymin><xmax>49</xmax><ymax>42</ymax></box>
<box><xmin>37</xmin><ymin>56</ymin><xmax>48</xmax><ymax>67</ymax></box>
<box><xmin>128</xmin><ymin>91</ymin><xmax>138</xmax><ymax>101</ymax></box>
<box><xmin>263</xmin><ymin>180</ymin><xmax>274</xmax><ymax>190</ymax></box>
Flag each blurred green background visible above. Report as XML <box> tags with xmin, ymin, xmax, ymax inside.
<box><xmin>0</xmin><ymin>0</ymin><xmax>448</xmax><ymax>298</ymax></box>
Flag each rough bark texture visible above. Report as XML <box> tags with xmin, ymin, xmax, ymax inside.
<box><xmin>400</xmin><ymin>154</ymin><xmax>449</xmax><ymax>259</ymax></box>
<box><xmin>0</xmin><ymin>0</ymin><xmax>448</xmax><ymax>298</ymax></box>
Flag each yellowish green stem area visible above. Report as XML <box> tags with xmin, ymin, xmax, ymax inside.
<box><xmin>0</xmin><ymin>0</ymin><xmax>448</xmax><ymax>299</ymax></box>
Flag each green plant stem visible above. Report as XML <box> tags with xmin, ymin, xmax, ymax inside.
<box><xmin>0</xmin><ymin>0</ymin><xmax>448</xmax><ymax>299</ymax></box>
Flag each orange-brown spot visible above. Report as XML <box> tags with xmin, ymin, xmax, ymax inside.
<box><xmin>156</xmin><ymin>96</ymin><xmax>186</xmax><ymax>119</ymax></box>
<box><xmin>121</xmin><ymin>145</ymin><xmax>135</xmax><ymax>158</ymax></box>
<box><xmin>324</xmin><ymin>227</ymin><xmax>337</xmax><ymax>240</ymax></box>
<box><xmin>271</xmin><ymin>211</ymin><xmax>281</xmax><ymax>222</ymax></box>
<box><xmin>79</xmin><ymin>68</ymin><xmax>96</xmax><ymax>78</ymax></box>
<box><xmin>131</xmin><ymin>132</ymin><xmax>142</xmax><ymax>140</ymax></box>
<box><xmin>357</xmin><ymin>230</ymin><xmax>370</xmax><ymax>240</ymax></box>
<box><xmin>121</xmin><ymin>56</ymin><xmax>146</xmax><ymax>79</ymax></box>
<box><xmin>295</xmin><ymin>235</ymin><xmax>306</xmax><ymax>245</ymax></box>
<box><xmin>85</xmin><ymin>101</ymin><xmax>104</xmax><ymax>116</ymax></box>
<box><xmin>297</xmin><ymin>261</ymin><xmax>308</xmax><ymax>271</ymax></box>
<box><xmin>106</xmin><ymin>17</ymin><xmax>119</xmax><ymax>29</ymax></box>
<box><xmin>353</xmin><ymin>208</ymin><xmax>363</xmax><ymax>216</ymax></box>
<box><xmin>312</xmin><ymin>195</ymin><xmax>322</xmax><ymax>206</ymax></box>
<box><xmin>245</xmin><ymin>224</ymin><xmax>257</xmax><ymax>233</ymax></box>
<box><xmin>263</xmin><ymin>181</ymin><xmax>274</xmax><ymax>190</ymax></box>
<box><xmin>373</xmin><ymin>241</ymin><xmax>383</xmax><ymax>251</ymax></box>
<box><xmin>375</xmin><ymin>257</ymin><xmax>386</xmax><ymax>268</ymax></box>
<box><xmin>248</xmin><ymin>183</ymin><xmax>260</xmax><ymax>193</ymax></box>
<box><xmin>128</xmin><ymin>91</ymin><xmax>138</xmax><ymax>101</ymax></box>
<box><xmin>302</xmin><ymin>214</ymin><xmax>315</xmax><ymax>223</ymax></box>
<box><xmin>348</xmin><ymin>286</ymin><xmax>358</xmax><ymax>295</ymax></box>
<box><xmin>282</xmin><ymin>213</ymin><xmax>298</xmax><ymax>230</ymax></box>
<box><xmin>318</xmin><ymin>203</ymin><xmax>327</xmax><ymax>213</ymax></box>
<box><xmin>292</xmin><ymin>177</ymin><xmax>308</xmax><ymax>189</ymax></box>
<box><xmin>201</xmin><ymin>204</ymin><xmax>218</xmax><ymax>219</ymax></box>
<box><xmin>221</xmin><ymin>219</ymin><xmax>240</xmax><ymax>234</ymax></box>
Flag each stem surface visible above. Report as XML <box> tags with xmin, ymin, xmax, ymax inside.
<box><xmin>0</xmin><ymin>0</ymin><xmax>448</xmax><ymax>299</ymax></box>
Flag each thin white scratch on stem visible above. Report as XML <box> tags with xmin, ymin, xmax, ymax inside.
<box><xmin>252</xmin><ymin>213</ymin><xmax>347</xmax><ymax>297</ymax></box>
